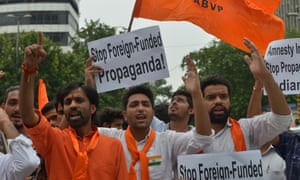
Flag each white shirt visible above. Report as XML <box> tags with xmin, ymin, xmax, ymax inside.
<box><xmin>99</xmin><ymin>128</ymin><xmax>213</xmax><ymax>180</ymax></box>
<box><xmin>209</xmin><ymin>112</ymin><xmax>292</xmax><ymax>152</ymax></box>
<box><xmin>0</xmin><ymin>134</ymin><xmax>40</xmax><ymax>180</ymax></box>
<box><xmin>262</xmin><ymin>145</ymin><xmax>286</xmax><ymax>180</ymax></box>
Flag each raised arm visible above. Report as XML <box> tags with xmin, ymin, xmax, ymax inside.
<box><xmin>19</xmin><ymin>32</ymin><xmax>47</xmax><ymax>128</ymax></box>
<box><xmin>243</xmin><ymin>38</ymin><xmax>290</xmax><ymax>115</ymax></box>
<box><xmin>182</xmin><ymin>55</ymin><xmax>211</xmax><ymax>135</ymax></box>
<box><xmin>247</xmin><ymin>80</ymin><xmax>263</xmax><ymax>118</ymax></box>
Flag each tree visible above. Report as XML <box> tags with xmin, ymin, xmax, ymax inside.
<box><xmin>0</xmin><ymin>31</ymin><xmax>75</xmax><ymax>103</ymax></box>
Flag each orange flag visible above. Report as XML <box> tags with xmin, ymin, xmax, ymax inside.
<box><xmin>248</xmin><ymin>0</ymin><xmax>281</xmax><ymax>14</ymax></box>
<box><xmin>38</xmin><ymin>79</ymin><xmax>49</xmax><ymax>111</ymax></box>
<box><xmin>133</xmin><ymin>0</ymin><xmax>284</xmax><ymax>55</ymax></box>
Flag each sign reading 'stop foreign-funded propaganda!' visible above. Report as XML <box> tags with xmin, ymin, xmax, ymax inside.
<box><xmin>265</xmin><ymin>38</ymin><xmax>300</xmax><ymax>95</ymax></box>
<box><xmin>178</xmin><ymin>150</ymin><xmax>264</xmax><ymax>180</ymax></box>
<box><xmin>87</xmin><ymin>26</ymin><xmax>169</xmax><ymax>93</ymax></box>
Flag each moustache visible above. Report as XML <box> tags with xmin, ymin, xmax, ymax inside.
<box><xmin>211</xmin><ymin>104</ymin><xmax>226</xmax><ymax>111</ymax></box>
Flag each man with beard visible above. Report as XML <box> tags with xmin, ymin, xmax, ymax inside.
<box><xmin>199</xmin><ymin>38</ymin><xmax>292</xmax><ymax>152</ymax></box>
<box><xmin>1</xmin><ymin>85</ymin><xmax>43</xmax><ymax>179</ymax></box>
<box><xmin>19</xmin><ymin>33</ymin><xmax>128</xmax><ymax>180</ymax></box>
<box><xmin>2</xmin><ymin>85</ymin><xmax>29</xmax><ymax>136</ymax></box>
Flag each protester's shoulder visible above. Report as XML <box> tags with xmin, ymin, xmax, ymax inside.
<box><xmin>280</xmin><ymin>130</ymin><xmax>300</xmax><ymax>140</ymax></box>
<box><xmin>155</xmin><ymin>129</ymin><xmax>192</xmax><ymax>138</ymax></box>
<box><xmin>238</xmin><ymin>112</ymin><xmax>275</xmax><ymax>124</ymax></box>
<box><xmin>98</xmin><ymin>127</ymin><xmax>124</xmax><ymax>139</ymax></box>
<box><xmin>99</xmin><ymin>132</ymin><xmax>122</xmax><ymax>142</ymax></box>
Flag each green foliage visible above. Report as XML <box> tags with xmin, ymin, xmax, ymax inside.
<box><xmin>0</xmin><ymin>26</ymin><xmax>108</xmax><ymax>103</ymax></box>
<box><xmin>286</xmin><ymin>29</ymin><xmax>300</xmax><ymax>38</ymax></box>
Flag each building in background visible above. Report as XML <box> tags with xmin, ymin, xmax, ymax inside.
<box><xmin>0</xmin><ymin>0</ymin><xmax>79</xmax><ymax>51</ymax></box>
<box><xmin>277</xmin><ymin>0</ymin><xmax>300</xmax><ymax>32</ymax></box>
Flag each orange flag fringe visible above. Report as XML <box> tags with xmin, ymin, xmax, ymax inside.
<box><xmin>38</xmin><ymin>79</ymin><xmax>49</xmax><ymax>111</ymax></box>
<box><xmin>133</xmin><ymin>0</ymin><xmax>284</xmax><ymax>55</ymax></box>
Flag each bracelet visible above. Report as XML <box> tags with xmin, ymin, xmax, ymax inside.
<box><xmin>21</xmin><ymin>63</ymin><xmax>38</xmax><ymax>82</ymax></box>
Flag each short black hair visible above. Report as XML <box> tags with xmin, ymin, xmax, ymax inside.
<box><xmin>122</xmin><ymin>85</ymin><xmax>154</xmax><ymax>110</ymax></box>
<box><xmin>200</xmin><ymin>75</ymin><xmax>232</xmax><ymax>97</ymax></box>
<box><xmin>172</xmin><ymin>89</ymin><xmax>193</xmax><ymax>108</ymax></box>
<box><xmin>98</xmin><ymin>107</ymin><xmax>124</xmax><ymax>127</ymax></box>
<box><xmin>41</xmin><ymin>101</ymin><xmax>55</xmax><ymax>115</ymax></box>
<box><xmin>3</xmin><ymin>85</ymin><xmax>19</xmax><ymax>104</ymax></box>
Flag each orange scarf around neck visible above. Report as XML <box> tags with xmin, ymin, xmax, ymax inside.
<box><xmin>229</xmin><ymin>117</ymin><xmax>246</xmax><ymax>151</ymax></box>
<box><xmin>67</xmin><ymin>128</ymin><xmax>99</xmax><ymax>180</ymax></box>
<box><xmin>125</xmin><ymin>126</ymin><xmax>156</xmax><ymax>180</ymax></box>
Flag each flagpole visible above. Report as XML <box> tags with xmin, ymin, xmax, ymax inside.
<box><xmin>128</xmin><ymin>0</ymin><xmax>140</xmax><ymax>32</ymax></box>
<box><xmin>128</xmin><ymin>15</ymin><xmax>134</xmax><ymax>32</ymax></box>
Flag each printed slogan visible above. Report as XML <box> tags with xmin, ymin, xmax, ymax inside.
<box><xmin>265</xmin><ymin>38</ymin><xmax>300</xmax><ymax>95</ymax></box>
<box><xmin>178</xmin><ymin>150</ymin><xmax>264</xmax><ymax>180</ymax></box>
<box><xmin>88</xmin><ymin>26</ymin><xmax>169</xmax><ymax>93</ymax></box>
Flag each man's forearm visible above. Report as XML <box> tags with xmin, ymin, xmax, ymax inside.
<box><xmin>19</xmin><ymin>71</ymin><xmax>39</xmax><ymax>127</ymax></box>
<box><xmin>192</xmin><ymin>89</ymin><xmax>211</xmax><ymax>136</ymax></box>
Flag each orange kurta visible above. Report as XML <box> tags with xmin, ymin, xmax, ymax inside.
<box><xmin>25</xmin><ymin>112</ymin><xmax>128</xmax><ymax>180</ymax></box>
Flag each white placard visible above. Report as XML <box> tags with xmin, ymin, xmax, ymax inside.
<box><xmin>264</xmin><ymin>38</ymin><xmax>300</xmax><ymax>95</ymax></box>
<box><xmin>178</xmin><ymin>150</ymin><xmax>264</xmax><ymax>180</ymax></box>
<box><xmin>87</xmin><ymin>26</ymin><xmax>169</xmax><ymax>93</ymax></box>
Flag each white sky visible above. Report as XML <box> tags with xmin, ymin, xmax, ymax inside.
<box><xmin>78</xmin><ymin>0</ymin><xmax>216</xmax><ymax>91</ymax></box>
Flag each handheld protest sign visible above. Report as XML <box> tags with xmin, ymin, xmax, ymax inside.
<box><xmin>265</xmin><ymin>38</ymin><xmax>300</xmax><ymax>95</ymax></box>
<box><xmin>178</xmin><ymin>150</ymin><xmax>264</xmax><ymax>180</ymax></box>
<box><xmin>87</xmin><ymin>26</ymin><xmax>169</xmax><ymax>93</ymax></box>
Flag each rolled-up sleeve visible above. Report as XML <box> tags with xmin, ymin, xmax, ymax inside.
<box><xmin>171</xmin><ymin>128</ymin><xmax>214</xmax><ymax>156</ymax></box>
<box><xmin>0</xmin><ymin>134</ymin><xmax>40</xmax><ymax>180</ymax></box>
<box><xmin>185</xmin><ymin>128</ymin><xmax>215</xmax><ymax>154</ymax></box>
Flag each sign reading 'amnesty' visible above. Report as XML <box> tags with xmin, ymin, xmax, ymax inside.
<box><xmin>87</xmin><ymin>26</ymin><xmax>169</xmax><ymax>93</ymax></box>
<box><xmin>178</xmin><ymin>150</ymin><xmax>263</xmax><ymax>180</ymax></box>
<box><xmin>265</xmin><ymin>38</ymin><xmax>300</xmax><ymax>95</ymax></box>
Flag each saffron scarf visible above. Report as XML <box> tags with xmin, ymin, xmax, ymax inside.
<box><xmin>125</xmin><ymin>126</ymin><xmax>156</xmax><ymax>180</ymax></box>
<box><xmin>67</xmin><ymin>128</ymin><xmax>99</xmax><ymax>180</ymax></box>
<box><xmin>229</xmin><ymin>117</ymin><xmax>246</xmax><ymax>151</ymax></box>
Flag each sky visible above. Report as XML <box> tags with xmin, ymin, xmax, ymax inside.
<box><xmin>79</xmin><ymin>0</ymin><xmax>216</xmax><ymax>91</ymax></box>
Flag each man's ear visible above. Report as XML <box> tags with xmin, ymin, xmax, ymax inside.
<box><xmin>90</xmin><ymin>104</ymin><xmax>97</xmax><ymax>114</ymax></box>
<box><xmin>189</xmin><ymin>108</ymin><xmax>194</xmax><ymax>115</ymax></box>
